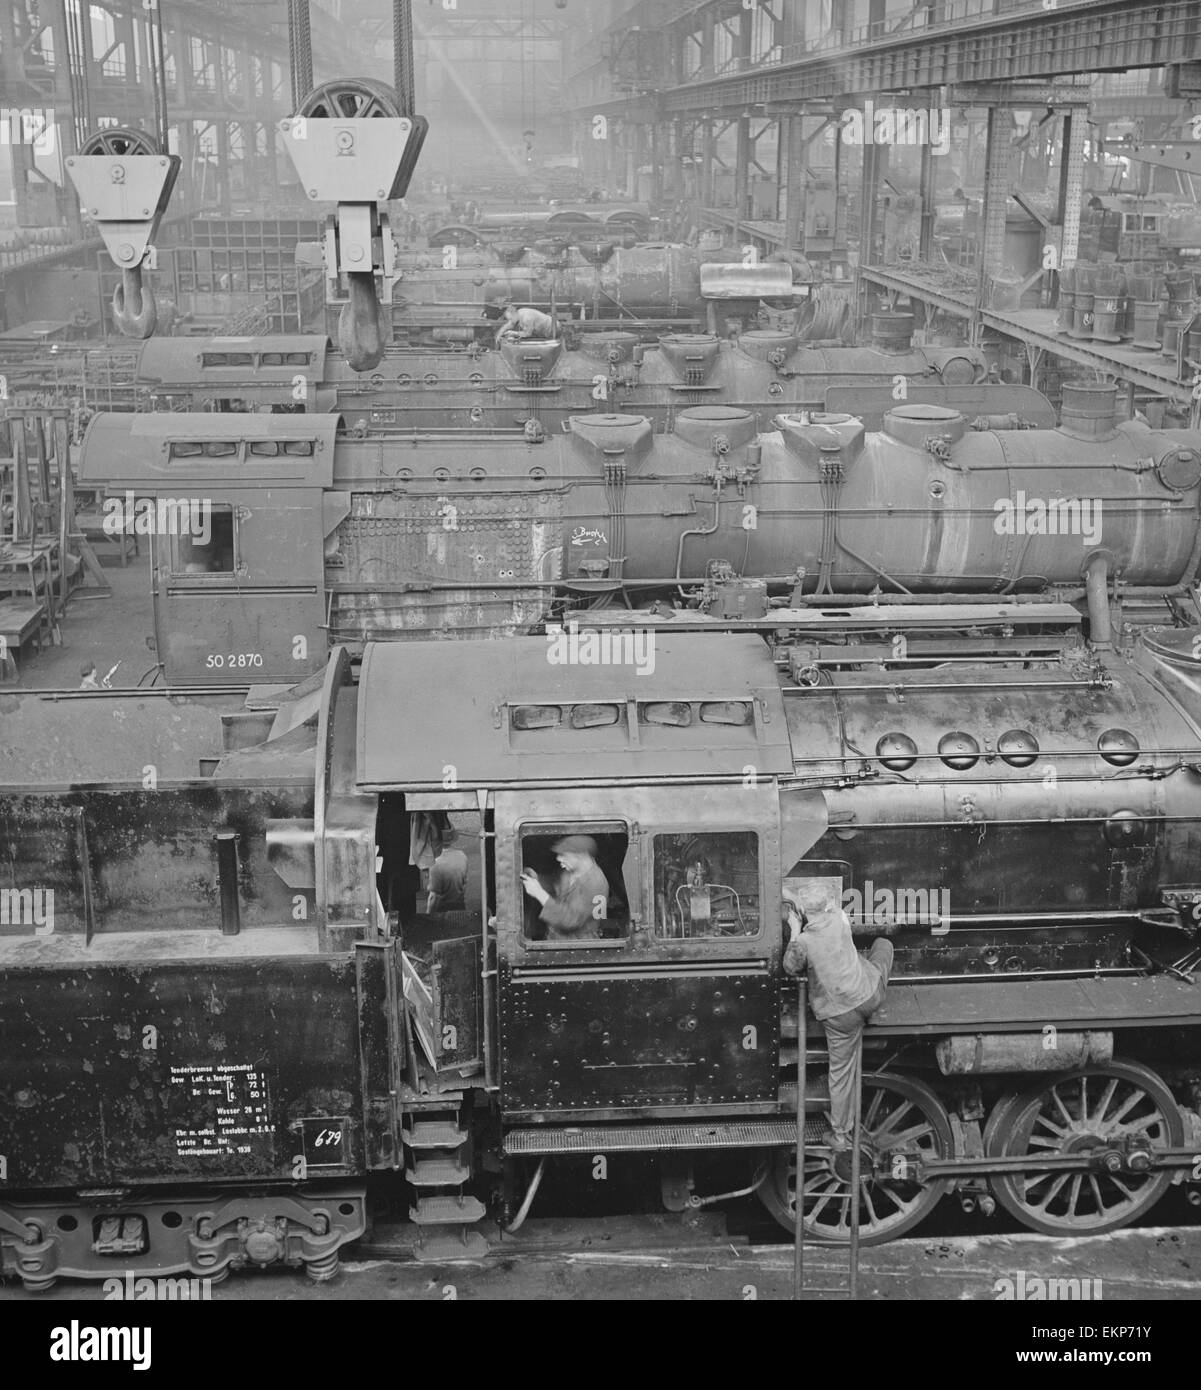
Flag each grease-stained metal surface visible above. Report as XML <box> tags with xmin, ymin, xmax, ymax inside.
<box><xmin>0</xmin><ymin>955</ymin><xmax>368</xmax><ymax>1188</ymax></box>
<box><xmin>499</xmin><ymin>966</ymin><xmax>778</xmax><ymax>1117</ymax></box>
<box><xmin>0</xmin><ymin>692</ymin><xmax>244</xmax><ymax>785</ymax></box>
<box><xmin>0</xmin><ymin>785</ymin><xmax>314</xmax><ymax>937</ymax></box>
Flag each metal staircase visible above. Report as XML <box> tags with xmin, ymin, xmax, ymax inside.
<box><xmin>403</xmin><ymin>1098</ymin><xmax>488</xmax><ymax>1262</ymax></box>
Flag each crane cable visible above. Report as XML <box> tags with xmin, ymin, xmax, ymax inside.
<box><xmin>393</xmin><ymin>0</ymin><xmax>415</xmax><ymax>116</ymax></box>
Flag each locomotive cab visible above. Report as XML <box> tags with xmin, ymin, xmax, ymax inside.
<box><xmin>494</xmin><ymin>785</ymin><xmax>782</xmax><ymax>1120</ymax></box>
<box><xmin>355</xmin><ymin>633</ymin><xmax>825</xmax><ymax>1131</ymax></box>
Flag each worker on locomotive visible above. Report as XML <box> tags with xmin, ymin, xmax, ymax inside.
<box><xmin>783</xmin><ymin>888</ymin><xmax>894</xmax><ymax>1180</ymax></box>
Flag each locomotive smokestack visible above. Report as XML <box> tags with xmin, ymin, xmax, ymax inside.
<box><xmin>1059</xmin><ymin>381</ymin><xmax>1118</xmax><ymax>440</ymax></box>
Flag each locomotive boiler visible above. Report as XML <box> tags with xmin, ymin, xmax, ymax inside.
<box><xmin>124</xmin><ymin>329</ymin><xmax>997</xmax><ymax>434</ymax></box>
<box><xmin>77</xmin><ymin>383</ymin><xmax>1201</xmax><ymax>684</ymax></box>
<box><xmin>3</xmin><ymin>613</ymin><xmax>1201</xmax><ymax>1284</ymax></box>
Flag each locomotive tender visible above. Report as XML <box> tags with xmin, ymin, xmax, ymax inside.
<box><xmin>4</xmin><ymin>609</ymin><xmax>1201</xmax><ymax>1282</ymax></box>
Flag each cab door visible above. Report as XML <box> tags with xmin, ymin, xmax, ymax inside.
<box><xmin>494</xmin><ymin>786</ymin><xmax>782</xmax><ymax>1122</ymax></box>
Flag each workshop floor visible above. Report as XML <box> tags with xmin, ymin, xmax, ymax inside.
<box><xmin>15</xmin><ymin>546</ymin><xmax>157</xmax><ymax>691</ymax></box>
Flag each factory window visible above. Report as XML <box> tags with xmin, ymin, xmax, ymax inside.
<box><xmin>520</xmin><ymin>823</ymin><xmax>630</xmax><ymax>944</ymax></box>
<box><xmin>653</xmin><ymin>831</ymin><xmax>761</xmax><ymax>940</ymax></box>
<box><xmin>173</xmin><ymin>506</ymin><xmax>236</xmax><ymax>575</ymax></box>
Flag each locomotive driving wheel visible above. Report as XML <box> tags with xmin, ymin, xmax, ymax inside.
<box><xmin>987</xmin><ymin>1060</ymin><xmax>1183</xmax><ymax>1236</ymax></box>
<box><xmin>758</xmin><ymin>1073</ymin><xmax>953</xmax><ymax>1244</ymax></box>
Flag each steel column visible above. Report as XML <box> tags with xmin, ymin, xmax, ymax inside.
<box><xmin>919</xmin><ymin>140</ymin><xmax>935</xmax><ymax>261</ymax></box>
<box><xmin>1057</xmin><ymin>111</ymin><xmax>1086</xmax><ymax>267</ymax></box>
<box><xmin>735</xmin><ymin>115</ymin><xmax>751</xmax><ymax>225</ymax></box>
<box><xmin>979</xmin><ymin>106</ymin><xmax>1015</xmax><ymax>284</ymax></box>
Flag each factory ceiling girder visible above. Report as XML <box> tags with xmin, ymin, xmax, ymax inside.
<box><xmin>1</xmin><ymin>0</ymin><xmax>360</xmax><ymax>111</ymax></box>
<box><xmin>616</xmin><ymin>0</ymin><xmax>1201</xmax><ymax>114</ymax></box>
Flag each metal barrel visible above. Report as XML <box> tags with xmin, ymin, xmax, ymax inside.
<box><xmin>1069</xmin><ymin>290</ymin><xmax>1094</xmax><ymax>339</ymax></box>
<box><xmin>1131</xmin><ymin>300</ymin><xmax>1162</xmax><ymax>350</ymax></box>
<box><xmin>1162</xmin><ymin>318</ymin><xmax>1189</xmax><ymax>358</ymax></box>
<box><xmin>1091</xmin><ymin>293</ymin><xmax>1125</xmax><ymax>342</ymax></box>
<box><xmin>1059</xmin><ymin>380</ymin><xmax>1118</xmax><ymax>438</ymax></box>
<box><xmin>869</xmin><ymin>312</ymin><xmax>914</xmax><ymax>352</ymax></box>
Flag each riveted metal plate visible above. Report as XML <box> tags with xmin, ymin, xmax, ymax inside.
<box><xmin>499</xmin><ymin>967</ymin><xmax>778</xmax><ymax>1114</ymax></box>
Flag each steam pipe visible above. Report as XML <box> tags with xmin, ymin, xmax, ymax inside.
<box><xmin>1084</xmin><ymin>552</ymin><xmax>1113</xmax><ymax>649</ymax></box>
<box><xmin>675</xmin><ymin>477</ymin><xmax>725</xmax><ymax>584</ymax></box>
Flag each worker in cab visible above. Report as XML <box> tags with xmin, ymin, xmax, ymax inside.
<box><xmin>427</xmin><ymin>829</ymin><xmax>469</xmax><ymax>914</ymax></box>
<box><xmin>520</xmin><ymin>834</ymin><xmax>609</xmax><ymax>940</ymax></box>
<box><xmin>782</xmin><ymin>888</ymin><xmax>893</xmax><ymax>1181</ymax></box>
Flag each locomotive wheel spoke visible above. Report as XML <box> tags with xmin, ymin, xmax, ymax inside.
<box><xmin>1097</xmin><ymin>1076</ymin><xmax>1119</xmax><ymax>1121</ymax></box>
<box><xmin>1050</xmin><ymin>1088</ymin><xmax>1076</xmax><ymax>1128</ymax></box>
<box><xmin>1107</xmin><ymin>1088</ymin><xmax>1143</xmax><ymax>1126</ymax></box>
<box><xmin>989</xmin><ymin>1060</ymin><xmax>1182</xmax><ymax>1236</ymax></box>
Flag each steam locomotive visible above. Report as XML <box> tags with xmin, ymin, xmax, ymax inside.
<box><xmin>3</xmin><ymin>322</ymin><xmax>995</xmax><ymax>434</ymax></box>
<box><xmin>78</xmin><ymin>383</ymin><xmax>1201</xmax><ymax>683</ymax></box>
<box><xmin>3</xmin><ymin>602</ymin><xmax>1201</xmax><ymax>1284</ymax></box>
<box><xmin>129</xmin><ymin>330</ymin><xmax>995</xmax><ymax>434</ymax></box>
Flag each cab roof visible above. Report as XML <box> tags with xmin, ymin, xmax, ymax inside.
<box><xmin>356</xmin><ymin>633</ymin><xmax>792</xmax><ymax>789</ymax></box>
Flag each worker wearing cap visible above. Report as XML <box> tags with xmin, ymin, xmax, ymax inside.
<box><xmin>520</xmin><ymin>835</ymin><xmax>610</xmax><ymax>939</ymax></box>
<box><xmin>782</xmin><ymin>888</ymin><xmax>893</xmax><ymax>1180</ymax></box>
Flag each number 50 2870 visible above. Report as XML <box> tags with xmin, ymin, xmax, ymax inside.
<box><xmin>206</xmin><ymin>653</ymin><xmax>264</xmax><ymax>669</ymax></box>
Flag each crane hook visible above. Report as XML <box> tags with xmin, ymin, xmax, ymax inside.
<box><xmin>112</xmin><ymin>266</ymin><xmax>157</xmax><ymax>339</ymax></box>
<box><xmin>339</xmin><ymin>272</ymin><xmax>385</xmax><ymax>373</ymax></box>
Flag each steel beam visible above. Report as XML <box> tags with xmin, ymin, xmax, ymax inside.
<box><xmin>641</xmin><ymin>0</ymin><xmax>1201</xmax><ymax>115</ymax></box>
<box><xmin>1116</xmin><ymin>142</ymin><xmax>1201</xmax><ymax>176</ymax></box>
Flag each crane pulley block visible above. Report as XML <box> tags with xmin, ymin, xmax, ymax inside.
<box><xmin>65</xmin><ymin>131</ymin><xmax>179</xmax><ymax>273</ymax></box>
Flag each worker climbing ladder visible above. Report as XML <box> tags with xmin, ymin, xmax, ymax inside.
<box><xmin>792</xmin><ymin>972</ymin><xmax>865</xmax><ymax>1301</ymax></box>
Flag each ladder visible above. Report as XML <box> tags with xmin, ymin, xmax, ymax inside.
<box><xmin>403</xmin><ymin>1095</ymin><xmax>488</xmax><ymax>1262</ymax></box>
<box><xmin>792</xmin><ymin>973</ymin><xmax>864</xmax><ymax>1300</ymax></box>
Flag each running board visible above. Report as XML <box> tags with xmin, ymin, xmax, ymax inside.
<box><xmin>504</xmin><ymin>1120</ymin><xmax>801</xmax><ymax>1155</ymax></box>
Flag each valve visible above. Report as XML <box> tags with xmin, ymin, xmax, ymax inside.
<box><xmin>65</xmin><ymin>128</ymin><xmax>179</xmax><ymax>340</ymax></box>
<box><xmin>281</xmin><ymin>79</ymin><xmax>429</xmax><ymax>373</ymax></box>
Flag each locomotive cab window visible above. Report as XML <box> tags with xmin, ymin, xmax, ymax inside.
<box><xmin>172</xmin><ymin>506</ymin><xmax>236</xmax><ymax>575</ymax></box>
<box><xmin>653</xmin><ymin>831</ymin><xmax>761</xmax><ymax>939</ymax></box>
<box><xmin>520</xmin><ymin>823</ymin><xmax>630</xmax><ymax>944</ymax></box>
